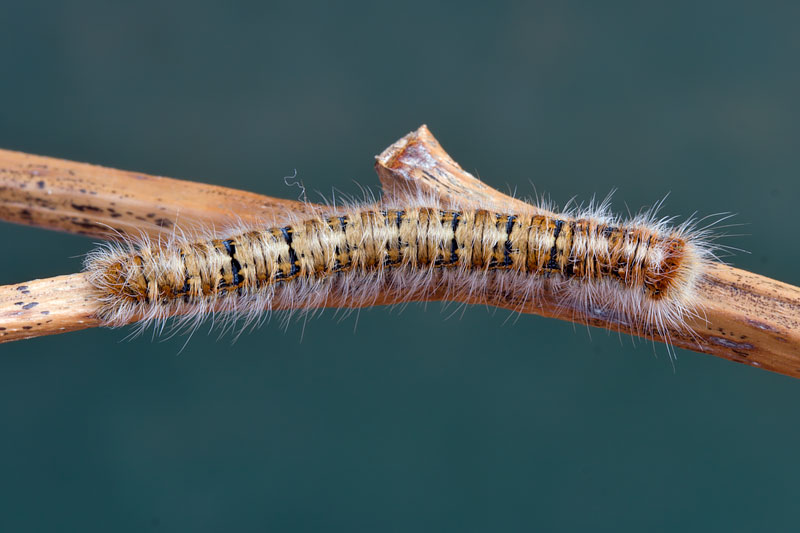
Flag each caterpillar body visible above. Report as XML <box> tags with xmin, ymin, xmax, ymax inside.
<box><xmin>85</xmin><ymin>194</ymin><xmax>711</xmax><ymax>341</ymax></box>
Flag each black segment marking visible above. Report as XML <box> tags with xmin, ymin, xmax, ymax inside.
<box><xmin>564</xmin><ymin>221</ymin><xmax>576</xmax><ymax>277</ymax></box>
<box><xmin>223</xmin><ymin>239</ymin><xmax>242</xmax><ymax>287</ymax></box>
<box><xmin>503</xmin><ymin>215</ymin><xmax>516</xmax><ymax>267</ymax></box>
<box><xmin>334</xmin><ymin>216</ymin><xmax>351</xmax><ymax>272</ymax></box>
<box><xmin>280</xmin><ymin>227</ymin><xmax>301</xmax><ymax>278</ymax></box>
<box><xmin>450</xmin><ymin>211</ymin><xmax>460</xmax><ymax>264</ymax></box>
<box><xmin>546</xmin><ymin>219</ymin><xmax>564</xmax><ymax>270</ymax></box>
<box><xmin>395</xmin><ymin>210</ymin><xmax>405</xmax><ymax>262</ymax></box>
<box><xmin>180</xmin><ymin>252</ymin><xmax>192</xmax><ymax>302</ymax></box>
<box><xmin>136</xmin><ymin>255</ymin><xmax>150</xmax><ymax>303</ymax></box>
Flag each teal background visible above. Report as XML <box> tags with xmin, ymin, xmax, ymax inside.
<box><xmin>1</xmin><ymin>1</ymin><xmax>799</xmax><ymax>531</ymax></box>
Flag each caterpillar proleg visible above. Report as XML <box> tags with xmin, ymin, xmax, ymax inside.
<box><xmin>84</xmin><ymin>192</ymin><xmax>713</xmax><ymax>343</ymax></box>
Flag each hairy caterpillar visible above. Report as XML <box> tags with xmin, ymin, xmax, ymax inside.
<box><xmin>84</xmin><ymin>193</ymin><xmax>713</xmax><ymax>342</ymax></box>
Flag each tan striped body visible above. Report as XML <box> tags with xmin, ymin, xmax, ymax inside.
<box><xmin>100</xmin><ymin>207</ymin><xmax>689</xmax><ymax>307</ymax></box>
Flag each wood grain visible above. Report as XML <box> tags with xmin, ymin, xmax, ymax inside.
<box><xmin>1</xmin><ymin>126</ymin><xmax>799</xmax><ymax>379</ymax></box>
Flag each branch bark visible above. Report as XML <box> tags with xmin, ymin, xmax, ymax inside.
<box><xmin>0</xmin><ymin>148</ymin><xmax>314</xmax><ymax>240</ymax></box>
<box><xmin>1</xmin><ymin>127</ymin><xmax>799</xmax><ymax>380</ymax></box>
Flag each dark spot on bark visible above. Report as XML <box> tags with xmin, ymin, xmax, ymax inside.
<box><xmin>72</xmin><ymin>219</ymin><xmax>101</xmax><ymax>230</ymax></box>
<box><xmin>37</xmin><ymin>180</ymin><xmax>45</xmax><ymax>189</ymax></box>
<box><xmin>708</xmin><ymin>336</ymin><xmax>754</xmax><ymax>352</ymax></box>
<box><xmin>745</xmin><ymin>318</ymin><xmax>779</xmax><ymax>333</ymax></box>
<box><xmin>22</xmin><ymin>302</ymin><xmax>38</xmax><ymax>310</ymax></box>
<box><xmin>71</xmin><ymin>203</ymin><xmax>102</xmax><ymax>213</ymax></box>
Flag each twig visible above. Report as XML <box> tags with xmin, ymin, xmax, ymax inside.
<box><xmin>0</xmin><ymin>147</ymin><xmax>314</xmax><ymax>239</ymax></box>
<box><xmin>0</xmin><ymin>274</ymin><xmax>100</xmax><ymax>341</ymax></box>
<box><xmin>1</xmin><ymin>126</ymin><xmax>799</xmax><ymax>379</ymax></box>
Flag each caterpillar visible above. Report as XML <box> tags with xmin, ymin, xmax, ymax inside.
<box><xmin>84</xmin><ymin>193</ymin><xmax>713</xmax><ymax>342</ymax></box>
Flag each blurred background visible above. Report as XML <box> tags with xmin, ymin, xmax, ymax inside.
<box><xmin>1</xmin><ymin>1</ymin><xmax>799</xmax><ymax>531</ymax></box>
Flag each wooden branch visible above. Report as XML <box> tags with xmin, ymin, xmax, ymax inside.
<box><xmin>0</xmin><ymin>148</ymin><xmax>315</xmax><ymax>240</ymax></box>
<box><xmin>1</xmin><ymin>126</ymin><xmax>799</xmax><ymax>381</ymax></box>
<box><xmin>0</xmin><ymin>274</ymin><xmax>100</xmax><ymax>341</ymax></box>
